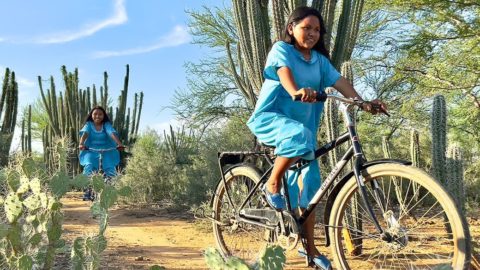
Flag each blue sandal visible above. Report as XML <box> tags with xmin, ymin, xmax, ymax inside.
<box><xmin>298</xmin><ymin>248</ymin><xmax>332</xmax><ymax>270</ymax></box>
<box><xmin>261</xmin><ymin>185</ymin><xmax>285</xmax><ymax>210</ymax></box>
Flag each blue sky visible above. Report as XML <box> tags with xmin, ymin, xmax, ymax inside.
<box><xmin>0</xmin><ymin>0</ymin><xmax>226</xmax><ymax>150</ymax></box>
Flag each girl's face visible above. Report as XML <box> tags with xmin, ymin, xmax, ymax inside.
<box><xmin>288</xmin><ymin>15</ymin><xmax>321</xmax><ymax>54</ymax></box>
<box><xmin>92</xmin><ymin>109</ymin><xmax>105</xmax><ymax>124</ymax></box>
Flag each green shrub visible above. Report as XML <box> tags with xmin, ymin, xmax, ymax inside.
<box><xmin>120</xmin><ymin>116</ymin><xmax>254</xmax><ymax>206</ymax></box>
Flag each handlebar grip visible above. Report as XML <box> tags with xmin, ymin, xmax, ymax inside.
<box><xmin>371</xmin><ymin>103</ymin><xmax>391</xmax><ymax>117</ymax></box>
<box><xmin>292</xmin><ymin>91</ymin><xmax>327</xmax><ymax>102</ymax></box>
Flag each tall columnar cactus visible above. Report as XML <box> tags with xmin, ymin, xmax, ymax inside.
<box><xmin>446</xmin><ymin>144</ymin><xmax>465</xmax><ymax>211</ymax></box>
<box><xmin>38</xmin><ymin>65</ymin><xmax>143</xmax><ymax>175</ymax></box>
<box><xmin>0</xmin><ymin>68</ymin><xmax>19</xmax><ymax>166</ymax></box>
<box><xmin>431</xmin><ymin>95</ymin><xmax>447</xmax><ymax>186</ymax></box>
<box><xmin>410</xmin><ymin>129</ymin><xmax>420</xmax><ymax>167</ymax></box>
<box><xmin>410</xmin><ymin>129</ymin><xmax>421</xmax><ymax>201</ymax></box>
<box><xmin>21</xmin><ymin>105</ymin><xmax>32</xmax><ymax>155</ymax></box>
<box><xmin>232</xmin><ymin>0</ymin><xmax>271</xmax><ymax>96</ymax></box>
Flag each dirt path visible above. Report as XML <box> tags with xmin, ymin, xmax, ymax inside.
<box><xmin>59</xmin><ymin>193</ymin><xmax>480</xmax><ymax>270</ymax></box>
<box><xmin>59</xmin><ymin>193</ymin><xmax>308</xmax><ymax>269</ymax></box>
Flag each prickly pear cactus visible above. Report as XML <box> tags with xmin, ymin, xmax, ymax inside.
<box><xmin>70</xmin><ymin>175</ymin><xmax>131</xmax><ymax>268</ymax></box>
<box><xmin>204</xmin><ymin>245</ymin><xmax>285</xmax><ymax>270</ymax></box>
<box><xmin>0</xmin><ymin>157</ymin><xmax>68</xmax><ymax>269</ymax></box>
<box><xmin>255</xmin><ymin>244</ymin><xmax>286</xmax><ymax>270</ymax></box>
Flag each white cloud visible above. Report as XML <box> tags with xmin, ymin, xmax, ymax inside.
<box><xmin>35</xmin><ymin>0</ymin><xmax>127</xmax><ymax>44</ymax></box>
<box><xmin>17</xmin><ymin>77</ymin><xmax>35</xmax><ymax>88</ymax></box>
<box><xmin>92</xmin><ymin>25</ymin><xmax>191</xmax><ymax>58</ymax></box>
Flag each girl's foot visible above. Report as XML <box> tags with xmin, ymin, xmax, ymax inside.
<box><xmin>261</xmin><ymin>185</ymin><xmax>285</xmax><ymax>210</ymax></box>
<box><xmin>298</xmin><ymin>248</ymin><xmax>332</xmax><ymax>270</ymax></box>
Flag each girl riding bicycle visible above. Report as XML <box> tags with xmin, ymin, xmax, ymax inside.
<box><xmin>78</xmin><ymin>106</ymin><xmax>124</xmax><ymax>199</ymax></box>
<box><xmin>246</xmin><ymin>6</ymin><xmax>387</xmax><ymax>269</ymax></box>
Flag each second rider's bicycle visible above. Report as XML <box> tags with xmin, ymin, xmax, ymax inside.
<box><xmin>208</xmin><ymin>93</ymin><xmax>471</xmax><ymax>269</ymax></box>
<box><xmin>82</xmin><ymin>147</ymin><xmax>121</xmax><ymax>201</ymax></box>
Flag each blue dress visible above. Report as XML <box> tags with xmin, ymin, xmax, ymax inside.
<box><xmin>79</xmin><ymin>121</ymin><xmax>120</xmax><ymax>177</ymax></box>
<box><xmin>247</xmin><ymin>41</ymin><xmax>340</xmax><ymax>208</ymax></box>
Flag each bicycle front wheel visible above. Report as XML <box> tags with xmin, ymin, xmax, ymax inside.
<box><xmin>329</xmin><ymin>163</ymin><xmax>471</xmax><ymax>270</ymax></box>
<box><xmin>212</xmin><ymin>165</ymin><xmax>269</xmax><ymax>263</ymax></box>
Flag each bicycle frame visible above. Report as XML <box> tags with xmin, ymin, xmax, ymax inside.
<box><xmin>215</xmin><ymin>95</ymin><xmax>397</xmax><ymax>237</ymax></box>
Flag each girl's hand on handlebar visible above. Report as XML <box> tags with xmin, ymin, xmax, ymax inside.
<box><xmin>296</xmin><ymin>87</ymin><xmax>317</xmax><ymax>103</ymax></box>
<box><xmin>117</xmin><ymin>145</ymin><xmax>126</xmax><ymax>151</ymax></box>
<box><xmin>362</xmin><ymin>99</ymin><xmax>389</xmax><ymax>116</ymax></box>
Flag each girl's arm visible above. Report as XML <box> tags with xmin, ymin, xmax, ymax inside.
<box><xmin>79</xmin><ymin>132</ymin><xmax>88</xmax><ymax>150</ymax></box>
<box><xmin>333</xmin><ymin>77</ymin><xmax>363</xmax><ymax>100</ymax></box>
<box><xmin>333</xmin><ymin>77</ymin><xmax>388</xmax><ymax>113</ymax></box>
<box><xmin>104</xmin><ymin>122</ymin><xmax>125</xmax><ymax>148</ymax></box>
<box><xmin>110</xmin><ymin>133</ymin><xmax>124</xmax><ymax>148</ymax></box>
<box><xmin>277</xmin><ymin>67</ymin><xmax>317</xmax><ymax>103</ymax></box>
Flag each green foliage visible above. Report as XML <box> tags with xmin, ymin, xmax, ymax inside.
<box><xmin>354</xmin><ymin>0</ymin><xmax>480</xmax><ymax>203</ymax></box>
<box><xmin>120</xmin><ymin>115</ymin><xmax>254</xmax><ymax>205</ymax></box>
<box><xmin>204</xmin><ymin>245</ymin><xmax>285</xmax><ymax>270</ymax></box>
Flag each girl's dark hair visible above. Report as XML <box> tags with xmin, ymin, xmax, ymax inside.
<box><xmin>85</xmin><ymin>106</ymin><xmax>112</xmax><ymax>124</ymax></box>
<box><xmin>283</xmin><ymin>6</ymin><xmax>330</xmax><ymax>60</ymax></box>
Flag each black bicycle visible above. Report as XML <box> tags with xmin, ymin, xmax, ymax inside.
<box><xmin>208</xmin><ymin>94</ymin><xmax>471</xmax><ymax>269</ymax></box>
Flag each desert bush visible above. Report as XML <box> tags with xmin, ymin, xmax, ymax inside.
<box><xmin>120</xmin><ymin>115</ymin><xmax>254</xmax><ymax>206</ymax></box>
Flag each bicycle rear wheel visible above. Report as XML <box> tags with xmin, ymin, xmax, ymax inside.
<box><xmin>329</xmin><ymin>163</ymin><xmax>471</xmax><ymax>270</ymax></box>
<box><xmin>212</xmin><ymin>165</ymin><xmax>269</xmax><ymax>263</ymax></box>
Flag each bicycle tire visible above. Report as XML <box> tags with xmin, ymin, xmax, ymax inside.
<box><xmin>329</xmin><ymin>163</ymin><xmax>471</xmax><ymax>270</ymax></box>
<box><xmin>212</xmin><ymin>165</ymin><xmax>269</xmax><ymax>263</ymax></box>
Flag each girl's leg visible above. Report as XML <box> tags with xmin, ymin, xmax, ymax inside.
<box><xmin>265</xmin><ymin>156</ymin><xmax>298</xmax><ymax>194</ymax></box>
<box><xmin>298</xmin><ymin>174</ymin><xmax>320</xmax><ymax>256</ymax></box>
<box><xmin>102</xmin><ymin>166</ymin><xmax>117</xmax><ymax>178</ymax></box>
<box><xmin>83</xmin><ymin>163</ymin><xmax>97</xmax><ymax>176</ymax></box>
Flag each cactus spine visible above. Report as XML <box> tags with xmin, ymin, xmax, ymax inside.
<box><xmin>0</xmin><ymin>68</ymin><xmax>19</xmax><ymax>166</ymax></box>
<box><xmin>38</xmin><ymin>65</ymin><xmax>143</xmax><ymax>175</ymax></box>
<box><xmin>431</xmin><ymin>95</ymin><xmax>447</xmax><ymax>185</ymax></box>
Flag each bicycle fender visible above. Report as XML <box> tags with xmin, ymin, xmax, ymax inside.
<box><xmin>323</xmin><ymin>159</ymin><xmax>411</xmax><ymax>247</ymax></box>
<box><xmin>209</xmin><ymin>163</ymin><xmax>262</xmax><ymax>208</ymax></box>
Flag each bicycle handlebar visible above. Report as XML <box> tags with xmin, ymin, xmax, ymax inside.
<box><xmin>292</xmin><ymin>93</ymin><xmax>390</xmax><ymax>116</ymax></box>
<box><xmin>83</xmin><ymin>146</ymin><xmax>122</xmax><ymax>152</ymax></box>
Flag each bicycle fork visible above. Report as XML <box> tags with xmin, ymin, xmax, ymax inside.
<box><xmin>345</xmin><ymin>106</ymin><xmax>389</xmax><ymax>240</ymax></box>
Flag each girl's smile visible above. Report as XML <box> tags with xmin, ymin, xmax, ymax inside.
<box><xmin>288</xmin><ymin>15</ymin><xmax>321</xmax><ymax>59</ymax></box>
<box><xmin>92</xmin><ymin>109</ymin><xmax>105</xmax><ymax>125</ymax></box>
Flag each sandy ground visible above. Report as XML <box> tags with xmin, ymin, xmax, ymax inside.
<box><xmin>57</xmin><ymin>192</ymin><xmax>480</xmax><ymax>270</ymax></box>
